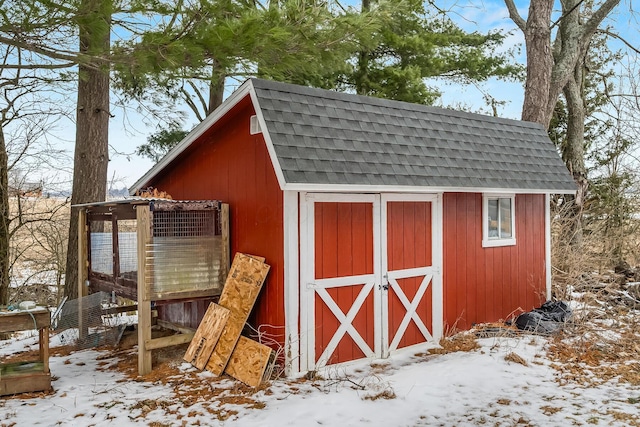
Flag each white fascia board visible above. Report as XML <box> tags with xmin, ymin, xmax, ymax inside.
<box><xmin>545</xmin><ymin>193</ymin><xmax>552</xmax><ymax>300</ymax></box>
<box><xmin>281</xmin><ymin>182</ymin><xmax>577</xmax><ymax>195</ymax></box>
<box><xmin>128</xmin><ymin>80</ymin><xmax>254</xmax><ymax>195</ymax></box>
<box><xmin>248</xmin><ymin>83</ymin><xmax>288</xmax><ymax>190</ymax></box>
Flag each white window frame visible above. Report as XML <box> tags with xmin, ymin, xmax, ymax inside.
<box><xmin>482</xmin><ymin>193</ymin><xmax>516</xmax><ymax>248</ymax></box>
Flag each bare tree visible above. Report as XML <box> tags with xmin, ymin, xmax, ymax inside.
<box><xmin>504</xmin><ymin>0</ymin><xmax>621</xmax><ymax>238</ymax></box>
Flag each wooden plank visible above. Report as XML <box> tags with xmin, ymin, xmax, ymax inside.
<box><xmin>89</xmin><ymin>277</ymin><xmax>137</xmax><ymax>300</ymax></box>
<box><xmin>78</xmin><ymin>208</ymin><xmax>89</xmax><ymax>298</ymax></box>
<box><xmin>112</xmin><ymin>214</ymin><xmax>121</xmax><ymax>279</ymax></box>
<box><xmin>205</xmin><ymin>253</ymin><xmax>270</xmax><ymax>375</ymax></box>
<box><xmin>220</xmin><ymin>203</ymin><xmax>230</xmax><ymax>281</ymax></box>
<box><xmin>137</xmin><ymin>205</ymin><xmax>153</xmax><ymax>375</ymax></box>
<box><xmin>145</xmin><ymin>333</ymin><xmax>195</xmax><ymax>351</ymax></box>
<box><xmin>157</xmin><ymin>319</ymin><xmax>196</xmax><ymax>335</ymax></box>
<box><xmin>148</xmin><ymin>288</ymin><xmax>220</xmax><ymax>302</ymax></box>
<box><xmin>101</xmin><ymin>304</ymin><xmax>138</xmax><ymax>315</ymax></box>
<box><xmin>224</xmin><ymin>336</ymin><xmax>273</xmax><ymax>388</ymax></box>
<box><xmin>0</xmin><ymin>372</ymin><xmax>51</xmax><ymax>396</ymax></box>
<box><xmin>78</xmin><ymin>208</ymin><xmax>89</xmax><ymax>340</ymax></box>
<box><xmin>40</xmin><ymin>327</ymin><xmax>50</xmax><ymax>374</ymax></box>
<box><xmin>0</xmin><ymin>309</ymin><xmax>50</xmax><ymax>333</ymax></box>
<box><xmin>184</xmin><ymin>303</ymin><xmax>230</xmax><ymax>370</ymax></box>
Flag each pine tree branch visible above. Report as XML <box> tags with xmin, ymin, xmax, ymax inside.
<box><xmin>0</xmin><ymin>35</ymin><xmax>79</xmax><ymax>63</ymax></box>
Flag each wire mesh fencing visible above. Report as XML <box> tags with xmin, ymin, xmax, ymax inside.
<box><xmin>52</xmin><ymin>292</ymin><xmax>136</xmax><ymax>349</ymax></box>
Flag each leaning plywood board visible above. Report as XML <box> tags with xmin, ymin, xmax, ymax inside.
<box><xmin>225</xmin><ymin>336</ymin><xmax>273</xmax><ymax>388</ymax></box>
<box><xmin>184</xmin><ymin>303</ymin><xmax>230</xmax><ymax>370</ymax></box>
<box><xmin>205</xmin><ymin>253</ymin><xmax>270</xmax><ymax>375</ymax></box>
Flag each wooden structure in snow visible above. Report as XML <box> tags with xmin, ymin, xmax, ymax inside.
<box><xmin>0</xmin><ymin>308</ymin><xmax>51</xmax><ymax>395</ymax></box>
<box><xmin>129</xmin><ymin>79</ymin><xmax>576</xmax><ymax>375</ymax></box>
<box><xmin>75</xmin><ymin>198</ymin><xmax>230</xmax><ymax>374</ymax></box>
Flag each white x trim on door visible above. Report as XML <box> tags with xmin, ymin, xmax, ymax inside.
<box><xmin>300</xmin><ymin>193</ymin><xmax>381</xmax><ymax>371</ymax></box>
<box><xmin>381</xmin><ymin>194</ymin><xmax>443</xmax><ymax>358</ymax></box>
<box><xmin>386</xmin><ymin>267</ymin><xmax>434</xmax><ymax>352</ymax></box>
<box><xmin>312</xmin><ymin>279</ymin><xmax>376</xmax><ymax>366</ymax></box>
<box><xmin>300</xmin><ymin>192</ymin><xmax>442</xmax><ymax>371</ymax></box>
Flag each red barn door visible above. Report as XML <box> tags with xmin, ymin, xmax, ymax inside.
<box><xmin>300</xmin><ymin>193</ymin><xmax>442</xmax><ymax>371</ymax></box>
<box><xmin>382</xmin><ymin>195</ymin><xmax>442</xmax><ymax>357</ymax></box>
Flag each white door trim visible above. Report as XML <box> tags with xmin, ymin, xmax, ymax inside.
<box><xmin>299</xmin><ymin>192</ymin><xmax>442</xmax><ymax>371</ymax></box>
<box><xmin>299</xmin><ymin>193</ymin><xmax>381</xmax><ymax>371</ymax></box>
<box><xmin>380</xmin><ymin>194</ymin><xmax>443</xmax><ymax>357</ymax></box>
<box><xmin>387</xmin><ymin>273</ymin><xmax>434</xmax><ymax>352</ymax></box>
<box><xmin>283</xmin><ymin>191</ymin><xmax>300</xmax><ymax>376</ymax></box>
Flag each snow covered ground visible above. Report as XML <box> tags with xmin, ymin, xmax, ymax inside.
<box><xmin>1</xmin><ymin>321</ymin><xmax>639</xmax><ymax>427</ymax></box>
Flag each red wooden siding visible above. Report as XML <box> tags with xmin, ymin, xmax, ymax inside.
<box><xmin>443</xmin><ymin>193</ymin><xmax>546</xmax><ymax>331</ymax></box>
<box><xmin>149</xmin><ymin>97</ymin><xmax>286</xmax><ymax>343</ymax></box>
<box><xmin>314</xmin><ymin>202</ymin><xmax>374</xmax><ymax>364</ymax></box>
<box><xmin>386</xmin><ymin>201</ymin><xmax>433</xmax><ymax>349</ymax></box>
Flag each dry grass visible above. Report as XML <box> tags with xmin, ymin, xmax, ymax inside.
<box><xmin>428</xmin><ymin>332</ymin><xmax>480</xmax><ymax>355</ymax></box>
<box><xmin>363</xmin><ymin>389</ymin><xmax>396</xmax><ymax>401</ymax></box>
<box><xmin>504</xmin><ymin>352</ymin><xmax>528</xmax><ymax>366</ymax></box>
<box><xmin>96</xmin><ymin>341</ymin><xmax>268</xmax><ymax>422</ymax></box>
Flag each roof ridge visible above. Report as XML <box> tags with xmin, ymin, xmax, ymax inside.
<box><xmin>249</xmin><ymin>78</ymin><xmax>542</xmax><ymax>131</ymax></box>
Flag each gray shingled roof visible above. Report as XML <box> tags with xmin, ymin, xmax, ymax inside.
<box><xmin>251</xmin><ymin>78</ymin><xmax>576</xmax><ymax>192</ymax></box>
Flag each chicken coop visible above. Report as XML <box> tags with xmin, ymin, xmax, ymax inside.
<box><xmin>75</xmin><ymin>198</ymin><xmax>230</xmax><ymax>374</ymax></box>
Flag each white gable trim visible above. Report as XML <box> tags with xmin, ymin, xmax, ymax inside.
<box><xmin>128</xmin><ymin>80</ymin><xmax>252</xmax><ymax>194</ymax></box>
<box><xmin>248</xmin><ymin>82</ymin><xmax>287</xmax><ymax>190</ymax></box>
<box><xmin>129</xmin><ymin>79</ymin><xmax>289</xmax><ymax>194</ymax></box>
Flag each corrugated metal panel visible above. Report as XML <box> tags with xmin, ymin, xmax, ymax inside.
<box><xmin>145</xmin><ymin>236</ymin><xmax>225</xmax><ymax>298</ymax></box>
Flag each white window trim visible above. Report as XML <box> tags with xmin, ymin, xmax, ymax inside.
<box><xmin>482</xmin><ymin>193</ymin><xmax>516</xmax><ymax>248</ymax></box>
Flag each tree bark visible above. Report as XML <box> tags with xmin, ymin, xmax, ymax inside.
<box><xmin>562</xmin><ymin>62</ymin><xmax>588</xmax><ymax>244</ymax></box>
<box><xmin>0</xmin><ymin>127</ymin><xmax>9</xmax><ymax>307</ymax></box>
<box><xmin>64</xmin><ymin>0</ymin><xmax>111</xmax><ymax>300</ymax></box>
<box><xmin>506</xmin><ymin>0</ymin><xmax>621</xmax><ymax>128</ymax></box>
<box><xmin>519</xmin><ymin>0</ymin><xmax>553</xmax><ymax>125</ymax></box>
<box><xmin>354</xmin><ymin>0</ymin><xmax>371</xmax><ymax>96</ymax></box>
<box><xmin>207</xmin><ymin>68</ymin><xmax>225</xmax><ymax>114</ymax></box>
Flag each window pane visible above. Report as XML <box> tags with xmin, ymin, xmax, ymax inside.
<box><xmin>499</xmin><ymin>198</ymin><xmax>512</xmax><ymax>238</ymax></box>
<box><xmin>488</xmin><ymin>199</ymin><xmax>499</xmax><ymax>238</ymax></box>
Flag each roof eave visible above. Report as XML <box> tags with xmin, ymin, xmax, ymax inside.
<box><xmin>281</xmin><ymin>182</ymin><xmax>577</xmax><ymax>195</ymax></box>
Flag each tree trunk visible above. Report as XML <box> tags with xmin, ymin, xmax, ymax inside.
<box><xmin>207</xmin><ymin>68</ymin><xmax>225</xmax><ymax>114</ymax></box>
<box><xmin>520</xmin><ymin>0</ymin><xmax>553</xmax><ymax>126</ymax></box>
<box><xmin>562</xmin><ymin>62</ymin><xmax>588</xmax><ymax>244</ymax></box>
<box><xmin>353</xmin><ymin>0</ymin><xmax>371</xmax><ymax>96</ymax></box>
<box><xmin>0</xmin><ymin>127</ymin><xmax>9</xmax><ymax>307</ymax></box>
<box><xmin>510</xmin><ymin>0</ymin><xmax>621</xmax><ymax>129</ymax></box>
<box><xmin>64</xmin><ymin>0</ymin><xmax>111</xmax><ymax>300</ymax></box>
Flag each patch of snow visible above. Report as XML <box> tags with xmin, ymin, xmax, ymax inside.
<box><xmin>1</xmin><ymin>329</ymin><xmax>639</xmax><ymax>426</ymax></box>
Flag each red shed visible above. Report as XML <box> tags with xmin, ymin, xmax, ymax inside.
<box><xmin>130</xmin><ymin>79</ymin><xmax>576</xmax><ymax>374</ymax></box>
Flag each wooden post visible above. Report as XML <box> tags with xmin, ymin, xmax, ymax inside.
<box><xmin>136</xmin><ymin>204</ymin><xmax>152</xmax><ymax>375</ymax></box>
<box><xmin>40</xmin><ymin>326</ymin><xmax>50</xmax><ymax>374</ymax></box>
<box><xmin>77</xmin><ymin>208</ymin><xmax>89</xmax><ymax>339</ymax></box>
<box><xmin>112</xmin><ymin>214</ymin><xmax>120</xmax><ymax>282</ymax></box>
<box><xmin>220</xmin><ymin>203</ymin><xmax>230</xmax><ymax>279</ymax></box>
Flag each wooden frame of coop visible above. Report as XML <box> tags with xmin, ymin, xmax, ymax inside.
<box><xmin>75</xmin><ymin>199</ymin><xmax>230</xmax><ymax>374</ymax></box>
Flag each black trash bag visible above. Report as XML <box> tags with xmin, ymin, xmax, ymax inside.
<box><xmin>514</xmin><ymin>300</ymin><xmax>572</xmax><ymax>334</ymax></box>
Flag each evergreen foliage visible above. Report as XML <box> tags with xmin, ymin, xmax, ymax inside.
<box><xmin>137</xmin><ymin>124</ymin><xmax>190</xmax><ymax>163</ymax></box>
